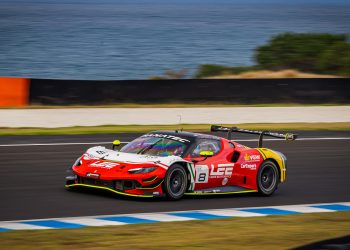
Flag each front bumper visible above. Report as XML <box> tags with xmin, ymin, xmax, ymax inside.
<box><xmin>65</xmin><ymin>183</ymin><xmax>156</xmax><ymax>197</ymax></box>
<box><xmin>65</xmin><ymin>174</ymin><xmax>164</xmax><ymax>197</ymax></box>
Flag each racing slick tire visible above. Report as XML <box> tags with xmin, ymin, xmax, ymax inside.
<box><xmin>257</xmin><ymin>160</ymin><xmax>279</xmax><ymax>196</ymax></box>
<box><xmin>163</xmin><ymin>164</ymin><xmax>188</xmax><ymax>200</ymax></box>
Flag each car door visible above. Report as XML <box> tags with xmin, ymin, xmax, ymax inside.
<box><xmin>188</xmin><ymin>139</ymin><xmax>235</xmax><ymax>190</ymax></box>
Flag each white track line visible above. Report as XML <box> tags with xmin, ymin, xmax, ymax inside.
<box><xmin>0</xmin><ymin>222</ymin><xmax>51</xmax><ymax>230</ymax></box>
<box><xmin>58</xmin><ymin>218</ymin><xmax>127</xmax><ymax>226</ymax></box>
<box><xmin>121</xmin><ymin>213</ymin><xmax>196</xmax><ymax>222</ymax></box>
<box><xmin>271</xmin><ymin>205</ymin><xmax>333</xmax><ymax>213</ymax></box>
<box><xmin>0</xmin><ymin>137</ymin><xmax>350</xmax><ymax>147</ymax></box>
<box><xmin>198</xmin><ymin>209</ymin><xmax>267</xmax><ymax>217</ymax></box>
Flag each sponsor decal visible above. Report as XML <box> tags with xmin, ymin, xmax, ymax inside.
<box><xmin>195</xmin><ymin>163</ymin><xmax>234</xmax><ymax>183</ymax></box>
<box><xmin>195</xmin><ymin>165</ymin><xmax>209</xmax><ymax>183</ymax></box>
<box><xmin>206</xmin><ymin>189</ymin><xmax>220</xmax><ymax>193</ymax></box>
<box><xmin>83</xmin><ymin>153</ymin><xmax>99</xmax><ymax>160</ymax></box>
<box><xmin>222</xmin><ymin>177</ymin><xmax>228</xmax><ymax>186</ymax></box>
<box><xmin>244</xmin><ymin>153</ymin><xmax>261</xmax><ymax>162</ymax></box>
<box><xmin>241</xmin><ymin>163</ymin><xmax>257</xmax><ymax>170</ymax></box>
<box><xmin>210</xmin><ymin>163</ymin><xmax>234</xmax><ymax>178</ymax></box>
<box><xmin>86</xmin><ymin>172</ymin><xmax>100</xmax><ymax>179</ymax></box>
<box><xmin>143</xmin><ymin>133</ymin><xmax>191</xmax><ymax>143</ymax></box>
<box><xmin>90</xmin><ymin>161</ymin><xmax>119</xmax><ymax>169</ymax></box>
<box><xmin>141</xmin><ymin>155</ymin><xmax>158</xmax><ymax>159</ymax></box>
<box><xmin>95</xmin><ymin>150</ymin><xmax>107</xmax><ymax>155</ymax></box>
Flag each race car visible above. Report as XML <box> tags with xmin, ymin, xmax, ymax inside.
<box><xmin>65</xmin><ymin>125</ymin><xmax>297</xmax><ymax>200</ymax></box>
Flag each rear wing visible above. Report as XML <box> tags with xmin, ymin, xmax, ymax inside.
<box><xmin>211</xmin><ymin>125</ymin><xmax>297</xmax><ymax>148</ymax></box>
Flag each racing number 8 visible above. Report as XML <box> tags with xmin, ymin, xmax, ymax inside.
<box><xmin>198</xmin><ymin>173</ymin><xmax>206</xmax><ymax>182</ymax></box>
<box><xmin>195</xmin><ymin>165</ymin><xmax>209</xmax><ymax>183</ymax></box>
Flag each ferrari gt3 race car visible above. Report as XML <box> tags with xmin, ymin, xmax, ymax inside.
<box><xmin>65</xmin><ymin>125</ymin><xmax>297</xmax><ymax>200</ymax></box>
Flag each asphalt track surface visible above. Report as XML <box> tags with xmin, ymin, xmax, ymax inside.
<box><xmin>1</xmin><ymin>131</ymin><xmax>349</xmax><ymax>221</ymax></box>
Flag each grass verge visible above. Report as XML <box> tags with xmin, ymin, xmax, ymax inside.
<box><xmin>0</xmin><ymin>122</ymin><xmax>350</xmax><ymax>136</ymax></box>
<box><xmin>0</xmin><ymin>212</ymin><xmax>349</xmax><ymax>250</ymax></box>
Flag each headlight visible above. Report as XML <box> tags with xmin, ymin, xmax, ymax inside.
<box><xmin>68</xmin><ymin>157</ymin><xmax>82</xmax><ymax>172</ymax></box>
<box><xmin>128</xmin><ymin>167</ymin><xmax>157</xmax><ymax>174</ymax></box>
<box><xmin>73</xmin><ymin>157</ymin><xmax>82</xmax><ymax>167</ymax></box>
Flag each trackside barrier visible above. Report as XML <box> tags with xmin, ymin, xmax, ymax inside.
<box><xmin>1</xmin><ymin>78</ymin><xmax>349</xmax><ymax>106</ymax></box>
<box><xmin>0</xmin><ymin>78</ymin><xmax>29</xmax><ymax>107</ymax></box>
<box><xmin>29</xmin><ymin>78</ymin><xmax>350</xmax><ymax>105</ymax></box>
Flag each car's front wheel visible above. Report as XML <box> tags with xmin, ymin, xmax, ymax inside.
<box><xmin>257</xmin><ymin>160</ymin><xmax>279</xmax><ymax>196</ymax></box>
<box><xmin>163</xmin><ymin>164</ymin><xmax>188</xmax><ymax>200</ymax></box>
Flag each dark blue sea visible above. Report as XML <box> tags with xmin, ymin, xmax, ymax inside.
<box><xmin>0</xmin><ymin>0</ymin><xmax>349</xmax><ymax>80</ymax></box>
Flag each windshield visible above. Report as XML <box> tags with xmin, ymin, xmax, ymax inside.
<box><xmin>120</xmin><ymin>136</ymin><xmax>187</xmax><ymax>157</ymax></box>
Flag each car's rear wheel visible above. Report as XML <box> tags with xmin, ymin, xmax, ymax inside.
<box><xmin>257</xmin><ymin>160</ymin><xmax>279</xmax><ymax>196</ymax></box>
<box><xmin>163</xmin><ymin>164</ymin><xmax>188</xmax><ymax>200</ymax></box>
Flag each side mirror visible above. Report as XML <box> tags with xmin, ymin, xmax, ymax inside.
<box><xmin>200</xmin><ymin>151</ymin><xmax>214</xmax><ymax>157</ymax></box>
<box><xmin>112</xmin><ymin>140</ymin><xmax>121</xmax><ymax>150</ymax></box>
<box><xmin>191</xmin><ymin>151</ymin><xmax>214</xmax><ymax>163</ymax></box>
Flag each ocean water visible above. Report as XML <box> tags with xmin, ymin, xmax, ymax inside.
<box><xmin>0</xmin><ymin>0</ymin><xmax>349</xmax><ymax>80</ymax></box>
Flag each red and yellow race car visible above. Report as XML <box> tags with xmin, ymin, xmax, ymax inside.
<box><xmin>65</xmin><ymin>125</ymin><xmax>297</xmax><ymax>200</ymax></box>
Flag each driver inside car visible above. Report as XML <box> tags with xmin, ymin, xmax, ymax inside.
<box><xmin>192</xmin><ymin>141</ymin><xmax>219</xmax><ymax>157</ymax></box>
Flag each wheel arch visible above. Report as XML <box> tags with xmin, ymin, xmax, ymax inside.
<box><xmin>168</xmin><ymin>160</ymin><xmax>195</xmax><ymax>192</ymax></box>
<box><xmin>256</xmin><ymin>148</ymin><xmax>286</xmax><ymax>183</ymax></box>
<box><xmin>263</xmin><ymin>158</ymin><xmax>281</xmax><ymax>183</ymax></box>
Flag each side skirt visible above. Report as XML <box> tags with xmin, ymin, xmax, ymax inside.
<box><xmin>185</xmin><ymin>186</ymin><xmax>257</xmax><ymax>195</ymax></box>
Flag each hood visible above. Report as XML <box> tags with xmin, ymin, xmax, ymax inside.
<box><xmin>84</xmin><ymin>146</ymin><xmax>185</xmax><ymax>168</ymax></box>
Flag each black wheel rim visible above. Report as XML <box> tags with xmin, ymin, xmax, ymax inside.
<box><xmin>169</xmin><ymin>169</ymin><xmax>185</xmax><ymax>196</ymax></box>
<box><xmin>261</xmin><ymin>165</ymin><xmax>276</xmax><ymax>191</ymax></box>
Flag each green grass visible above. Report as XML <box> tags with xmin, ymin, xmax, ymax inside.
<box><xmin>1</xmin><ymin>122</ymin><xmax>350</xmax><ymax>136</ymax></box>
<box><xmin>0</xmin><ymin>212</ymin><xmax>349</xmax><ymax>250</ymax></box>
<box><xmin>1</xmin><ymin>103</ymin><xmax>348</xmax><ymax>109</ymax></box>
